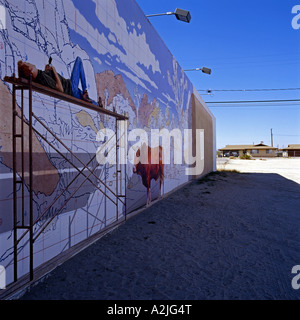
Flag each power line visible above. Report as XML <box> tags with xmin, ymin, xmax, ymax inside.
<box><xmin>206</xmin><ymin>99</ymin><xmax>300</xmax><ymax>104</ymax></box>
<box><xmin>205</xmin><ymin>99</ymin><xmax>300</xmax><ymax>107</ymax></box>
<box><xmin>207</xmin><ymin>105</ymin><xmax>300</xmax><ymax>108</ymax></box>
<box><xmin>274</xmin><ymin>134</ymin><xmax>300</xmax><ymax>137</ymax></box>
<box><xmin>198</xmin><ymin>88</ymin><xmax>300</xmax><ymax>93</ymax></box>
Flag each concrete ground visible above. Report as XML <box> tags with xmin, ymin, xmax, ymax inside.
<box><xmin>17</xmin><ymin>159</ymin><xmax>300</xmax><ymax>300</ymax></box>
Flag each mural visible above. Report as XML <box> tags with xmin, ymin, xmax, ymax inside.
<box><xmin>0</xmin><ymin>0</ymin><xmax>195</xmax><ymax>286</ymax></box>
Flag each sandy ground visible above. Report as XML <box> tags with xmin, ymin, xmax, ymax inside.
<box><xmin>217</xmin><ymin>157</ymin><xmax>300</xmax><ymax>184</ymax></box>
<box><xmin>18</xmin><ymin>160</ymin><xmax>300</xmax><ymax>300</ymax></box>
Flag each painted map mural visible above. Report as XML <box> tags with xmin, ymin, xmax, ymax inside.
<box><xmin>0</xmin><ymin>0</ymin><xmax>195</xmax><ymax>285</ymax></box>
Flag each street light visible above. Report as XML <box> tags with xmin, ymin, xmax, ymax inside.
<box><xmin>184</xmin><ymin>67</ymin><xmax>212</xmax><ymax>75</ymax></box>
<box><xmin>146</xmin><ymin>8</ymin><xmax>191</xmax><ymax>23</ymax></box>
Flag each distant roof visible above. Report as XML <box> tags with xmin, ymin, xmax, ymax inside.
<box><xmin>283</xmin><ymin>144</ymin><xmax>300</xmax><ymax>150</ymax></box>
<box><xmin>219</xmin><ymin>144</ymin><xmax>277</xmax><ymax>151</ymax></box>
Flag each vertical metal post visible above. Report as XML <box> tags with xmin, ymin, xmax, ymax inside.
<box><xmin>21</xmin><ymin>89</ymin><xmax>25</xmax><ymax>227</ymax></box>
<box><xmin>28</xmin><ymin>75</ymin><xmax>34</xmax><ymax>281</ymax></box>
<box><xmin>124</xmin><ymin>122</ymin><xmax>127</xmax><ymax>221</ymax></box>
<box><xmin>115</xmin><ymin>118</ymin><xmax>118</xmax><ymax>221</ymax></box>
<box><xmin>121</xmin><ymin>117</ymin><xmax>127</xmax><ymax>221</ymax></box>
<box><xmin>12</xmin><ymin>82</ymin><xmax>18</xmax><ymax>282</ymax></box>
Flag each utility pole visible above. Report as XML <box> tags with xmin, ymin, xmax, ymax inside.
<box><xmin>271</xmin><ymin>128</ymin><xmax>273</xmax><ymax>147</ymax></box>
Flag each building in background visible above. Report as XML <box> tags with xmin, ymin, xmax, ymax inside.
<box><xmin>219</xmin><ymin>142</ymin><xmax>277</xmax><ymax>158</ymax></box>
<box><xmin>282</xmin><ymin>144</ymin><xmax>300</xmax><ymax>157</ymax></box>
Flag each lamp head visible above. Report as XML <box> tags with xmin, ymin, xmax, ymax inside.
<box><xmin>201</xmin><ymin>67</ymin><xmax>211</xmax><ymax>74</ymax></box>
<box><xmin>174</xmin><ymin>8</ymin><xmax>191</xmax><ymax>23</ymax></box>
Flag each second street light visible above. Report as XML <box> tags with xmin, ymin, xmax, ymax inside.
<box><xmin>184</xmin><ymin>67</ymin><xmax>212</xmax><ymax>75</ymax></box>
<box><xmin>146</xmin><ymin>8</ymin><xmax>191</xmax><ymax>23</ymax></box>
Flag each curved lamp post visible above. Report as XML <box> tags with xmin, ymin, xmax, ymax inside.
<box><xmin>184</xmin><ymin>67</ymin><xmax>212</xmax><ymax>75</ymax></box>
<box><xmin>146</xmin><ymin>8</ymin><xmax>191</xmax><ymax>23</ymax></box>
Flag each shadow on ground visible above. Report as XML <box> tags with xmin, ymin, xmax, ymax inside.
<box><xmin>20</xmin><ymin>171</ymin><xmax>300</xmax><ymax>300</ymax></box>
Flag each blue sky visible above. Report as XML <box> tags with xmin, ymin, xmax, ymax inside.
<box><xmin>136</xmin><ymin>0</ymin><xmax>300</xmax><ymax>149</ymax></box>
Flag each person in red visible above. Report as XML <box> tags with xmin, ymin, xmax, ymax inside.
<box><xmin>17</xmin><ymin>57</ymin><xmax>102</xmax><ymax>106</ymax></box>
